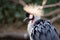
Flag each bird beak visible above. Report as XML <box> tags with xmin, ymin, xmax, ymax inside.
<box><xmin>23</xmin><ymin>17</ymin><xmax>29</xmax><ymax>22</ymax></box>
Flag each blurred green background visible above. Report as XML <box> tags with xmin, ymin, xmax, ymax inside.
<box><xmin>0</xmin><ymin>0</ymin><xmax>60</xmax><ymax>24</ymax></box>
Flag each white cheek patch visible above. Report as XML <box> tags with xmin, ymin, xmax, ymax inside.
<box><xmin>29</xmin><ymin>14</ymin><xmax>33</xmax><ymax>19</ymax></box>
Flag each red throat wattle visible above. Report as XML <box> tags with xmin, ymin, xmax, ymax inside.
<box><xmin>29</xmin><ymin>14</ymin><xmax>34</xmax><ymax>23</ymax></box>
<box><xmin>31</xmin><ymin>16</ymin><xmax>34</xmax><ymax>23</ymax></box>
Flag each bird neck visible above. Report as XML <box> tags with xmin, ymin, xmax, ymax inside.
<box><xmin>30</xmin><ymin>16</ymin><xmax>41</xmax><ymax>23</ymax></box>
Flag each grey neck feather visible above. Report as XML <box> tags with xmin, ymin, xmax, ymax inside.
<box><xmin>34</xmin><ymin>16</ymin><xmax>41</xmax><ymax>22</ymax></box>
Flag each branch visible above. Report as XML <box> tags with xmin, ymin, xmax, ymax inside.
<box><xmin>11</xmin><ymin>0</ymin><xmax>60</xmax><ymax>8</ymax></box>
<box><xmin>44</xmin><ymin>8</ymin><xmax>60</xmax><ymax>17</ymax></box>
<box><xmin>51</xmin><ymin>15</ymin><xmax>60</xmax><ymax>23</ymax></box>
<box><xmin>19</xmin><ymin>0</ymin><xmax>27</xmax><ymax>6</ymax></box>
<box><xmin>11</xmin><ymin>0</ymin><xmax>27</xmax><ymax>6</ymax></box>
<box><xmin>42</xmin><ymin>0</ymin><xmax>47</xmax><ymax>6</ymax></box>
<box><xmin>44</xmin><ymin>2</ymin><xmax>60</xmax><ymax>8</ymax></box>
<box><xmin>0</xmin><ymin>31</ymin><xmax>29</xmax><ymax>39</ymax></box>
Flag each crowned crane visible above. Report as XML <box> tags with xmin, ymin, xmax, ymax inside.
<box><xmin>23</xmin><ymin>3</ymin><xmax>60</xmax><ymax>40</ymax></box>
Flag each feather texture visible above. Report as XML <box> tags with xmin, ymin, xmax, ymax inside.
<box><xmin>31</xmin><ymin>19</ymin><xmax>60</xmax><ymax>40</ymax></box>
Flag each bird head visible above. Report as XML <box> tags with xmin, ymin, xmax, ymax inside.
<box><xmin>23</xmin><ymin>13</ymin><xmax>34</xmax><ymax>22</ymax></box>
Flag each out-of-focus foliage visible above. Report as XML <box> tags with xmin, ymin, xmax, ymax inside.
<box><xmin>0</xmin><ymin>0</ymin><xmax>26</xmax><ymax>24</ymax></box>
<box><xmin>0</xmin><ymin>0</ymin><xmax>60</xmax><ymax>24</ymax></box>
